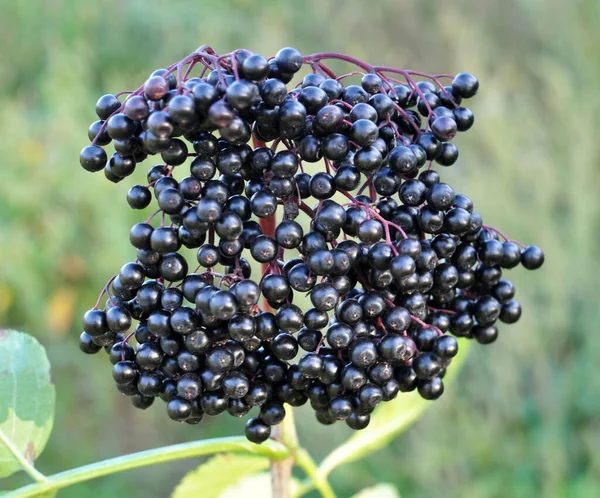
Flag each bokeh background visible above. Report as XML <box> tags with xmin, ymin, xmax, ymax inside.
<box><xmin>1</xmin><ymin>0</ymin><xmax>599</xmax><ymax>496</ymax></box>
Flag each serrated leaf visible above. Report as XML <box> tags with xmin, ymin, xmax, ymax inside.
<box><xmin>0</xmin><ymin>330</ymin><xmax>56</xmax><ymax>478</ymax></box>
<box><xmin>319</xmin><ymin>338</ymin><xmax>471</xmax><ymax>476</ymax></box>
<box><xmin>220</xmin><ymin>472</ymin><xmax>301</xmax><ymax>498</ymax></box>
<box><xmin>171</xmin><ymin>454</ymin><xmax>270</xmax><ymax>498</ymax></box>
<box><xmin>351</xmin><ymin>483</ymin><xmax>400</xmax><ymax>498</ymax></box>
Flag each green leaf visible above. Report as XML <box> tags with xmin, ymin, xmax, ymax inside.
<box><xmin>0</xmin><ymin>330</ymin><xmax>55</xmax><ymax>479</ymax></box>
<box><xmin>351</xmin><ymin>483</ymin><xmax>400</xmax><ymax>498</ymax></box>
<box><xmin>171</xmin><ymin>454</ymin><xmax>270</xmax><ymax>498</ymax></box>
<box><xmin>319</xmin><ymin>338</ymin><xmax>472</xmax><ymax>477</ymax></box>
<box><xmin>220</xmin><ymin>472</ymin><xmax>301</xmax><ymax>498</ymax></box>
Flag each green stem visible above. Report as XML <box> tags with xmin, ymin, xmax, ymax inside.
<box><xmin>294</xmin><ymin>448</ymin><xmax>337</xmax><ymax>498</ymax></box>
<box><xmin>0</xmin><ymin>428</ymin><xmax>48</xmax><ymax>483</ymax></box>
<box><xmin>294</xmin><ymin>479</ymin><xmax>314</xmax><ymax>498</ymax></box>
<box><xmin>5</xmin><ymin>436</ymin><xmax>288</xmax><ymax>498</ymax></box>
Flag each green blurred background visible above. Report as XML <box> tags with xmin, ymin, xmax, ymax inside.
<box><xmin>1</xmin><ymin>0</ymin><xmax>599</xmax><ymax>496</ymax></box>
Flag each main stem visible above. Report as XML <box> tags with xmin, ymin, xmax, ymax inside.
<box><xmin>5</xmin><ymin>437</ymin><xmax>288</xmax><ymax>498</ymax></box>
<box><xmin>271</xmin><ymin>409</ymin><xmax>299</xmax><ymax>497</ymax></box>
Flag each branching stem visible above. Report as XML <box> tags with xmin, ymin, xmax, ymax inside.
<box><xmin>4</xmin><ymin>437</ymin><xmax>288</xmax><ymax>498</ymax></box>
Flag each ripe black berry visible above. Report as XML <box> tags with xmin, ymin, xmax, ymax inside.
<box><xmin>245</xmin><ymin>417</ymin><xmax>271</xmax><ymax>443</ymax></box>
<box><xmin>521</xmin><ymin>245</ymin><xmax>545</xmax><ymax>270</ymax></box>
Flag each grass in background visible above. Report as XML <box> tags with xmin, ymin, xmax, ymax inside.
<box><xmin>0</xmin><ymin>0</ymin><xmax>599</xmax><ymax>496</ymax></box>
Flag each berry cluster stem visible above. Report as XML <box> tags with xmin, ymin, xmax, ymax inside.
<box><xmin>340</xmin><ymin>189</ymin><xmax>409</xmax><ymax>240</ymax></box>
<box><xmin>302</xmin><ymin>52</ymin><xmax>458</xmax><ymax>123</ymax></box>
<box><xmin>92</xmin><ymin>275</ymin><xmax>117</xmax><ymax>309</ymax></box>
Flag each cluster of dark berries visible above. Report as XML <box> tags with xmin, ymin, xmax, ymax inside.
<box><xmin>78</xmin><ymin>46</ymin><xmax>544</xmax><ymax>444</ymax></box>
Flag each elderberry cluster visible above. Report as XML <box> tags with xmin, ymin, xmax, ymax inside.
<box><xmin>78</xmin><ymin>46</ymin><xmax>544</xmax><ymax>444</ymax></box>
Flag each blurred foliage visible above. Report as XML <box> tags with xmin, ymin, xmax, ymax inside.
<box><xmin>0</xmin><ymin>0</ymin><xmax>599</xmax><ymax>496</ymax></box>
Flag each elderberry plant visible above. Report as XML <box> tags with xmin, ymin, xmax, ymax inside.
<box><xmin>77</xmin><ymin>46</ymin><xmax>544</xmax><ymax>448</ymax></box>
